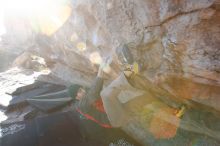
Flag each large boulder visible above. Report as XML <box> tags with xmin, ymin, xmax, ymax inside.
<box><xmin>1</xmin><ymin>0</ymin><xmax>220</xmax><ymax>145</ymax></box>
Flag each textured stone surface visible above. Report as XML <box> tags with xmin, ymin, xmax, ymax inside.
<box><xmin>1</xmin><ymin>0</ymin><xmax>220</xmax><ymax>145</ymax></box>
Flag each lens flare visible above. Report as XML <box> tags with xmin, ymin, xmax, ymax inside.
<box><xmin>34</xmin><ymin>4</ymin><xmax>71</xmax><ymax>36</ymax></box>
<box><xmin>89</xmin><ymin>52</ymin><xmax>102</xmax><ymax>65</ymax></box>
<box><xmin>0</xmin><ymin>0</ymin><xmax>72</xmax><ymax>36</ymax></box>
<box><xmin>0</xmin><ymin>10</ymin><xmax>6</xmax><ymax>36</ymax></box>
<box><xmin>77</xmin><ymin>42</ymin><xmax>86</xmax><ymax>51</ymax></box>
<box><xmin>0</xmin><ymin>111</ymin><xmax>7</xmax><ymax>123</ymax></box>
<box><xmin>103</xmin><ymin>65</ymin><xmax>111</xmax><ymax>73</ymax></box>
<box><xmin>0</xmin><ymin>94</ymin><xmax>12</xmax><ymax>107</ymax></box>
<box><xmin>71</xmin><ymin>33</ymin><xmax>78</xmax><ymax>42</ymax></box>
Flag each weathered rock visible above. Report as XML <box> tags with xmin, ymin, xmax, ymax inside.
<box><xmin>1</xmin><ymin>0</ymin><xmax>220</xmax><ymax>145</ymax></box>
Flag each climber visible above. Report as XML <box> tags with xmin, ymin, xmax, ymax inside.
<box><xmin>68</xmin><ymin>58</ymin><xmax>141</xmax><ymax>146</ymax></box>
<box><xmin>69</xmin><ymin>46</ymin><xmax>143</xmax><ymax>128</ymax></box>
<box><xmin>69</xmin><ymin>57</ymin><xmax>112</xmax><ymax>128</ymax></box>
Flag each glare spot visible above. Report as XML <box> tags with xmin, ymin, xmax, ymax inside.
<box><xmin>0</xmin><ymin>0</ymin><xmax>72</xmax><ymax>36</ymax></box>
<box><xmin>103</xmin><ymin>65</ymin><xmax>111</xmax><ymax>73</ymax></box>
<box><xmin>89</xmin><ymin>52</ymin><xmax>102</xmax><ymax>65</ymax></box>
<box><xmin>0</xmin><ymin>111</ymin><xmax>7</xmax><ymax>123</ymax></box>
<box><xmin>77</xmin><ymin>42</ymin><xmax>86</xmax><ymax>51</ymax></box>
<box><xmin>0</xmin><ymin>94</ymin><xmax>12</xmax><ymax>107</ymax></box>
<box><xmin>40</xmin><ymin>68</ymin><xmax>51</xmax><ymax>74</ymax></box>
<box><xmin>37</xmin><ymin>5</ymin><xmax>72</xmax><ymax>36</ymax></box>
<box><xmin>31</xmin><ymin>55</ymin><xmax>46</xmax><ymax>65</ymax></box>
<box><xmin>71</xmin><ymin>33</ymin><xmax>78</xmax><ymax>42</ymax></box>
<box><xmin>0</xmin><ymin>10</ymin><xmax>6</xmax><ymax>36</ymax></box>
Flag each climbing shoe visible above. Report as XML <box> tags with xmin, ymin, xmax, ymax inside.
<box><xmin>116</xmin><ymin>44</ymin><xmax>140</xmax><ymax>75</ymax></box>
<box><xmin>175</xmin><ymin>105</ymin><xmax>186</xmax><ymax>118</ymax></box>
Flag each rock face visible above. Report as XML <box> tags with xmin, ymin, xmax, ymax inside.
<box><xmin>29</xmin><ymin>0</ymin><xmax>220</xmax><ymax>110</ymax></box>
<box><xmin>1</xmin><ymin>0</ymin><xmax>220</xmax><ymax>145</ymax></box>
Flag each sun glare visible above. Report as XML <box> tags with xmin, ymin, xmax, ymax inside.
<box><xmin>0</xmin><ymin>0</ymin><xmax>71</xmax><ymax>36</ymax></box>
<box><xmin>89</xmin><ymin>52</ymin><xmax>103</xmax><ymax>65</ymax></box>
<box><xmin>0</xmin><ymin>0</ymin><xmax>62</xmax><ymax>16</ymax></box>
<box><xmin>0</xmin><ymin>111</ymin><xmax>7</xmax><ymax>123</ymax></box>
<box><xmin>0</xmin><ymin>9</ymin><xmax>6</xmax><ymax>36</ymax></box>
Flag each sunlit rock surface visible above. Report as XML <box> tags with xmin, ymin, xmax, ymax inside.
<box><xmin>1</xmin><ymin>0</ymin><xmax>220</xmax><ymax>145</ymax></box>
